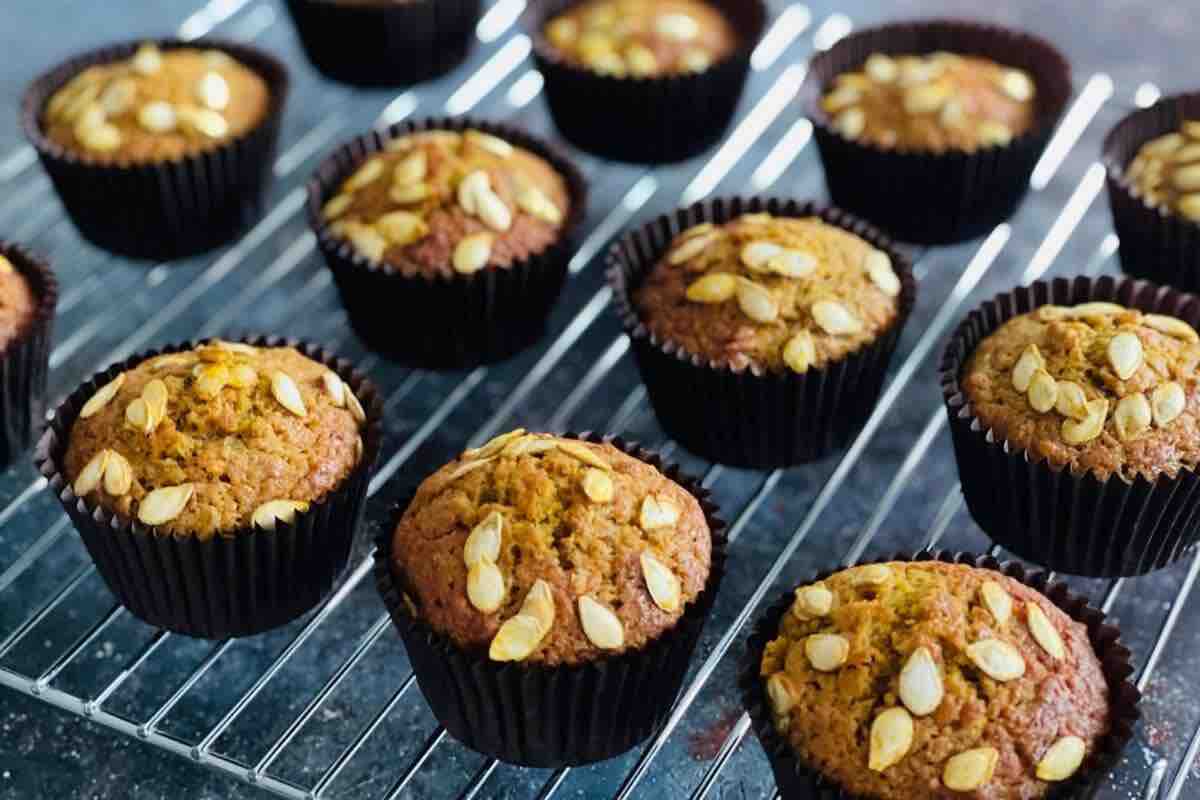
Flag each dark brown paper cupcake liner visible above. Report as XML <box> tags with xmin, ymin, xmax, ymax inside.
<box><xmin>1103</xmin><ymin>93</ymin><xmax>1200</xmax><ymax>291</ymax></box>
<box><xmin>283</xmin><ymin>0</ymin><xmax>481</xmax><ymax>88</ymax></box>
<box><xmin>374</xmin><ymin>433</ymin><xmax>728</xmax><ymax>767</ymax></box>
<box><xmin>742</xmin><ymin>550</ymin><xmax>1141</xmax><ymax>800</ymax></box>
<box><xmin>307</xmin><ymin>116</ymin><xmax>589</xmax><ymax>369</ymax></box>
<box><xmin>526</xmin><ymin>0</ymin><xmax>768</xmax><ymax>164</ymax></box>
<box><xmin>607</xmin><ymin>197</ymin><xmax>917</xmax><ymax>469</ymax></box>
<box><xmin>22</xmin><ymin>38</ymin><xmax>289</xmax><ymax>261</ymax></box>
<box><xmin>34</xmin><ymin>336</ymin><xmax>384</xmax><ymax>640</ymax></box>
<box><xmin>0</xmin><ymin>242</ymin><xmax>57</xmax><ymax>469</ymax></box>
<box><xmin>941</xmin><ymin>276</ymin><xmax>1200</xmax><ymax>577</ymax></box>
<box><xmin>806</xmin><ymin>20</ymin><xmax>1072</xmax><ymax>244</ymax></box>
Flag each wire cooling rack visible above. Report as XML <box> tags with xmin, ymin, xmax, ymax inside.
<box><xmin>1</xmin><ymin>0</ymin><xmax>1197</xmax><ymax>798</ymax></box>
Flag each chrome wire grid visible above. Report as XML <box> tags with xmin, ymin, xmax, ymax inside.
<box><xmin>0</xmin><ymin>1</ymin><xmax>1195</xmax><ymax>798</ymax></box>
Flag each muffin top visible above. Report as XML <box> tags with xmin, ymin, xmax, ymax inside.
<box><xmin>543</xmin><ymin>0</ymin><xmax>737</xmax><ymax>77</ymax></box>
<box><xmin>42</xmin><ymin>43</ymin><xmax>271</xmax><ymax>163</ymax></box>
<box><xmin>1124</xmin><ymin>120</ymin><xmax>1200</xmax><ymax>223</ymax></box>
<box><xmin>821</xmin><ymin>51</ymin><xmax>1037</xmax><ymax>153</ymax></box>
<box><xmin>63</xmin><ymin>341</ymin><xmax>367</xmax><ymax>540</ymax></box>
<box><xmin>322</xmin><ymin>129</ymin><xmax>571</xmax><ymax>278</ymax></box>
<box><xmin>390</xmin><ymin>431</ymin><xmax>712</xmax><ymax>667</ymax></box>
<box><xmin>961</xmin><ymin>301</ymin><xmax>1200</xmax><ymax>482</ymax></box>
<box><xmin>760</xmin><ymin>561</ymin><xmax>1111</xmax><ymax>799</ymax></box>
<box><xmin>0</xmin><ymin>254</ymin><xmax>37</xmax><ymax>353</ymax></box>
<box><xmin>633</xmin><ymin>214</ymin><xmax>903</xmax><ymax>372</ymax></box>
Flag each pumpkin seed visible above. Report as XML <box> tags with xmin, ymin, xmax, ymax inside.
<box><xmin>966</xmin><ymin>639</ymin><xmax>1025</xmax><ymax>681</ymax></box>
<box><xmin>80</xmin><ymin>373</ymin><xmax>125</xmax><ymax>419</ymax></box>
<box><xmin>1152</xmin><ymin>382</ymin><xmax>1186</xmax><ymax>426</ymax></box>
<box><xmin>898</xmin><ymin>646</ymin><xmax>944</xmax><ymax>716</ymax></box>
<box><xmin>467</xmin><ymin>560</ymin><xmax>505</xmax><ymax>613</ymax></box>
<box><xmin>1037</xmin><ymin>736</ymin><xmax>1086</xmax><ymax>782</ymax></box>
<box><xmin>251</xmin><ymin>500</ymin><xmax>310</xmax><ymax>530</ymax></box>
<box><xmin>805</xmin><ymin>633</ymin><xmax>849</xmax><ymax>672</ymax></box>
<box><xmin>578</xmin><ymin>596</ymin><xmax>624</xmax><ymax>649</ymax></box>
<box><xmin>943</xmin><ymin>747</ymin><xmax>1000</xmax><ymax>791</ymax></box>
<box><xmin>137</xmin><ymin>484</ymin><xmax>194</xmax><ymax>526</ymax></box>
<box><xmin>868</xmin><ymin>707</ymin><xmax>914</xmax><ymax>772</ymax></box>
<box><xmin>271</xmin><ymin>371</ymin><xmax>307</xmax><ymax>417</ymax></box>
<box><xmin>640</xmin><ymin>551</ymin><xmax>681</xmax><ymax>613</ymax></box>
<box><xmin>1026</xmin><ymin>602</ymin><xmax>1066</xmax><ymax>660</ymax></box>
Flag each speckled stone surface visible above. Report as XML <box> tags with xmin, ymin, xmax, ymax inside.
<box><xmin>1</xmin><ymin>1</ymin><xmax>1198</xmax><ymax>799</ymax></box>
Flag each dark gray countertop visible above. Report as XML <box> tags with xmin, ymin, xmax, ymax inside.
<box><xmin>1</xmin><ymin>1</ymin><xmax>1198</xmax><ymax>798</ymax></box>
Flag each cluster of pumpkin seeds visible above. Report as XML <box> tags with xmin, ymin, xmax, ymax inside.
<box><xmin>822</xmin><ymin>52</ymin><xmax>1035</xmax><ymax>151</ymax></box>
<box><xmin>430</xmin><ymin>430</ymin><xmax>688</xmax><ymax>661</ymax></box>
<box><xmin>72</xmin><ymin>340</ymin><xmax>367</xmax><ymax>530</ymax></box>
<box><xmin>1007</xmin><ymin>303</ymin><xmax>1196</xmax><ymax>447</ymax></box>
<box><xmin>324</xmin><ymin>130</ymin><xmax>565</xmax><ymax>274</ymax></box>
<box><xmin>765</xmin><ymin>565</ymin><xmax>1086</xmax><ymax>790</ymax></box>
<box><xmin>666</xmin><ymin>215</ymin><xmax>901</xmax><ymax>374</ymax></box>
<box><xmin>1126</xmin><ymin>120</ymin><xmax>1200</xmax><ymax>222</ymax></box>
<box><xmin>45</xmin><ymin>43</ymin><xmax>240</xmax><ymax>154</ymax></box>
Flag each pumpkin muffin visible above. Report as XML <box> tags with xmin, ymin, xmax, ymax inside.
<box><xmin>960</xmin><ymin>301</ymin><xmax>1200</xmax><ymax>482</ymax></box>
<box><xmin>542</xmin><ymin>0</ymin><xmax>738</xmax><ymax>77</ymax></box>
<box><xmin>821</xmin><ymin>51</ymin><xmax>1037</xmax><ymax>153</ymax></box>
<box><xmin>759</xmin><ymin>561</ymin><xmax>1113</xmax><ymax>799</ymax></box>
<box><xmin>42</xmin><ymin>42</ymin><xmax>270</xmax><ymax>163</ymax></box>
<box><xmin>62</xmin><ymin>340</ymin><xmax>368</xmax><ymax>540</ymax></box>
<box><xmin>0</xmin><ymin>253</ymin><xmax>38</xmax><ymax>352</ymax></box>
<box><xmin>1122</xmin><ymin>120</ymin><xmax>1200</xmax><ymax>223</ymax></box>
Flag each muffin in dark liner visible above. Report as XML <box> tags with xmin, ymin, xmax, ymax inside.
<box><xmin>526</xmin><ymin>0</ymin><xmax>768</xmax><ymax>164</ymax></box>
<box><xmin>0</xmin><ymin>242</ymin><xmax>57</xmax><ymax>469</ymax></box>
<box><xmin>941</xmin><ymin>275</ymin><xmax>1200</xmax><ymax>577</ymax></box>
<box><xmin>805</xmin><ymin>20</ymin><xmax>1072</xmax><ymax>245</ymax></box>
<box><xmin>34</xmin><ymin>336</ymin><xmax>384</xmax><ymax>640</ymax></box>
<box><xmin>283</xmin><ymin>0</ymin><xmax>481</xmax><ymax>88</ymax></box>
<box><xmin>741</xmin><ymin>550</ymin><xmax>1141</xmax><ymax>800</ymax></box>
<box><xmin>607</xmin><ymin>196</ymin><xmax>917</xmax><ymax>469</ymax></box>
<box><xmin>22</xmin><ymin>38</ymin><xmax>289</xmax><ymax>261</ymax></box>
<box><xmin>307</xmin><ymin>116</ymin><xmax>589</xmax><ymax>369</ymax></box>
<box><xmin>373</xmin><ymin>433</ymin><xmax>727</xmax><ymax>767</ymax></box>
<box><xmin>1104</xmin><ymin>93</ymin><xmax>1200</xmax><ymax>292</ymax></box>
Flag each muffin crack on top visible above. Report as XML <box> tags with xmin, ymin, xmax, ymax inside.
<box><xmin>391</xmin><ymin>431</ymin><xmax>712</xmax><ymax>666</ymax></box>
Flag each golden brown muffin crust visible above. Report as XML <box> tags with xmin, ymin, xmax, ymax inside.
<box><xmin>322</xmin><ymin>129</ymin><xmax>570</xmax><ymax>278</ymax></box>
<box><xmin>962</xmin><ymin>302</ymin><xmax>1200</xmax><ymax>482</ymax></box>
<box><xmin>43</xmin><ymin>43</ymin><xmax>270</xmax><ymax>163</ymax></box>
<box><xmin>0</xmin><ymin>254</ymin><xmax>37</xmax><ymax>354</ymax></box>
<box><xmin>761</xmin><ymin>562</ymin><xmax>1110</xmax><ymax>800</ymax></box>
<box><xmin>822</xmin><ymin>52</ymin><xmax>1037</xmax><ymax>153</ymax></box>
<box><xmin>633</xmin><ymin>214</ymin><xmax>902</xmax><ymax>372</ymax></box>
<box><xmin>543</xmin><ymin>0</ymin><xmax>737</xmax><ymax>77</ymax></box>
<box><xmin>1124</xmin><ymin>120</ymin><xmax>1200</xmax><ymax>223</ymax></box>
<box><xmin>391</xmin><ymin>431</ymin><xmax>712</xmax><ymax>667</ymax></box>
<box><xmin>63</xmin><ymin>341</ymin><xmax>366</xmax><ymax>540</ymax></box>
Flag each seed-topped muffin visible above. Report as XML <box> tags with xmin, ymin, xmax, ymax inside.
<box><xmin>62</xmin><ymin>340</ymin><xmax>368</xmax><ymax>540</ymax></box>
<box><xmin>821</xmin><ymin>51</ymin><xmax>1037</xmax><ymax>153</ymax></box>
<box><xmin>1123</xmin><ymin>120</ymin><xmax>1200</xmax><ymax>223</ymax></box>
<box><xmin>321</xmin><ymin>128</ymin><xmax>571</xmax><ymax>277</ymax></box>
<box><xmin>0</xmin><ymin>253</ymin><xmax>37</xmax><ymax>353</ymax></box>
<box><xmin>633</xmin><ymin>214</ymin><xmax>904</xmax><ymax>373</ymax></box>
<box><xmin>42</xmin><ymin>42</ymin><xmax>271</xmax><ymax>162</ymax></box>
<box><xmin>542</xmin><ymin>0</ymin><xmax>737</xmax><ymax>77</ymax></box>
<box><xmin>961</xmin><ymin>302</ymin><xmax>1200</xmax><ymax>482</ymax></box>
<box><xmin>760</xmin><ymin>561</ymin><xmax>1112</xmax><ymax>798</ymax></box>
<box><xmin>390</xmin><ymin>430</ymin><xmax>712</xmax><ymax>666</ymax></box>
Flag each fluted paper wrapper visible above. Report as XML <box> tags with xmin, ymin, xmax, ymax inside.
<box><xmin>527</xmin><ymin>0</ymin><xmax>767</xmax><ymax>164</ymax></box>
<box><xmin>22</xmin><ymin>38</ymin><xmax>288</xmax><ymax>261</ymax></box>
<box><xmin>35</xmin><ymin>336</ymin><xmax>383</xmax><ymax>639</ymax></box>
<box><xmin>0</xmin><ymin>242</ymin><xmax>57</xmax><ymax>468</ymax></box>
<box><xmin>374</xmin><ymin>434</ymin><xmax>727</xmax><ymax>767</ymax></box>
<box><xmin>308</xmin><ymin>116</ymin><xmax>589</xmax><ymax>369</ymax></box>
<box><xmin>608</xmin><ymin>197</ymin><xmax>917</xmax><ymax>469</ymax></box>
<box><xmin>941</xmin><ymin>276</ymin><xmax>1200</xmax><ymax>576</ymax></box>
<box><xmin>806</xmin><ymin>20</ymin><xmax>1072</xmax><ymax>244</ymax></box>
<box><xmin>283</xmin><ymin>0</ymin><xmax>481</xmax><ymax>87</ymax></box>
<box><xmin>742</xmin><ymin>551</ymin><xmax>1141</xmax><ymax>799</ymax></box>
<box><xmin>1104</xmin><ymin>93</ymin><xmax>1200</xmax><ymax>291</ymax></box>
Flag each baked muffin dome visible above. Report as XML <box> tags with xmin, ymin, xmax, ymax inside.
<box><xmin>633</xmin><ymin>213</ymin><xmax>903</xmax><ymax>372</ymax></box>
<box><xmin>42</xmin><ymin>42</ymin><xmax>270</xmax><ymax>162</ymax></box>
<box><xmin>1124</xmin><ymin>120</ymin><xmax>1200</xmax><ymax>223</ymax></box>
<box><xmin>0</xmin><ymin>253</ymin><xmax>37</xmax><ymax>352</ymax></box>
<box><xmin>322</xmin><ymin>128</ymin><xmax>571</xmax><ymax>276</ymax></box>
<box><xmin>543</xmin><ymin>0</ymin><xmax>737</xmax><ymax>77</ymax></box>
<box><xmin>821</xmin><ymin>51</ymin><xmax>1037</xmax><ymax>153</ymax></box>
<box><xmin>63</xmin><ymin>340</ymin><xmax>368</xmax><ymax>539</ymax></box>
<box><xmin>390</xmin><ymin>430</ymin><xmax>712</xmax><ymax>666</ymax></box>
<box><xmin>760</xmin><ymin>561</ymin><xmax>1111</xmax><ymax>799</ymax></box>
<box><xmin>961</xmin><ymin>301</ymin><xmax>1200</xmax><ymax>481</ymax></box>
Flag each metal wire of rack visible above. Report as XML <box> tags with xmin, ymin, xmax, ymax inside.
<box><xmin>1</xmin><ymin>1</ymin><xmax>1198</xmax><ymax>798</ymax></box>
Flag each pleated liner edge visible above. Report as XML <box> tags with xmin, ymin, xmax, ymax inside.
<box><xmin>741</xmin><ymin>550</ymin><xmax>1141</xmax><ymax>800</ymax></box>
<box><xmin>0</xmin><ymin>242</ymin><xmax>57</xmax><ymax>469</ymax></box>
<box><xmin>940</xmin><ymin>275</ymin><xmax>1200</xmax><ymax>577</ymax></box>
<box><xmin>307</xmin><ymin>116</ymin><xmax>589</xmax><ymax>369</ymax></box>
<box><xmin>35</xmin><ymin>335</ymin><xmax>384</xmax><ymax>640</ymax></box>
<box><xmin>607</xmin><ymin>197</ymin><xmax>918</xmax><ymax>469</ymax></box>
<box><xmin>373</xmin><ymin>433</ymin><xmax>728</xmax><ymax>767</ymax></box>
